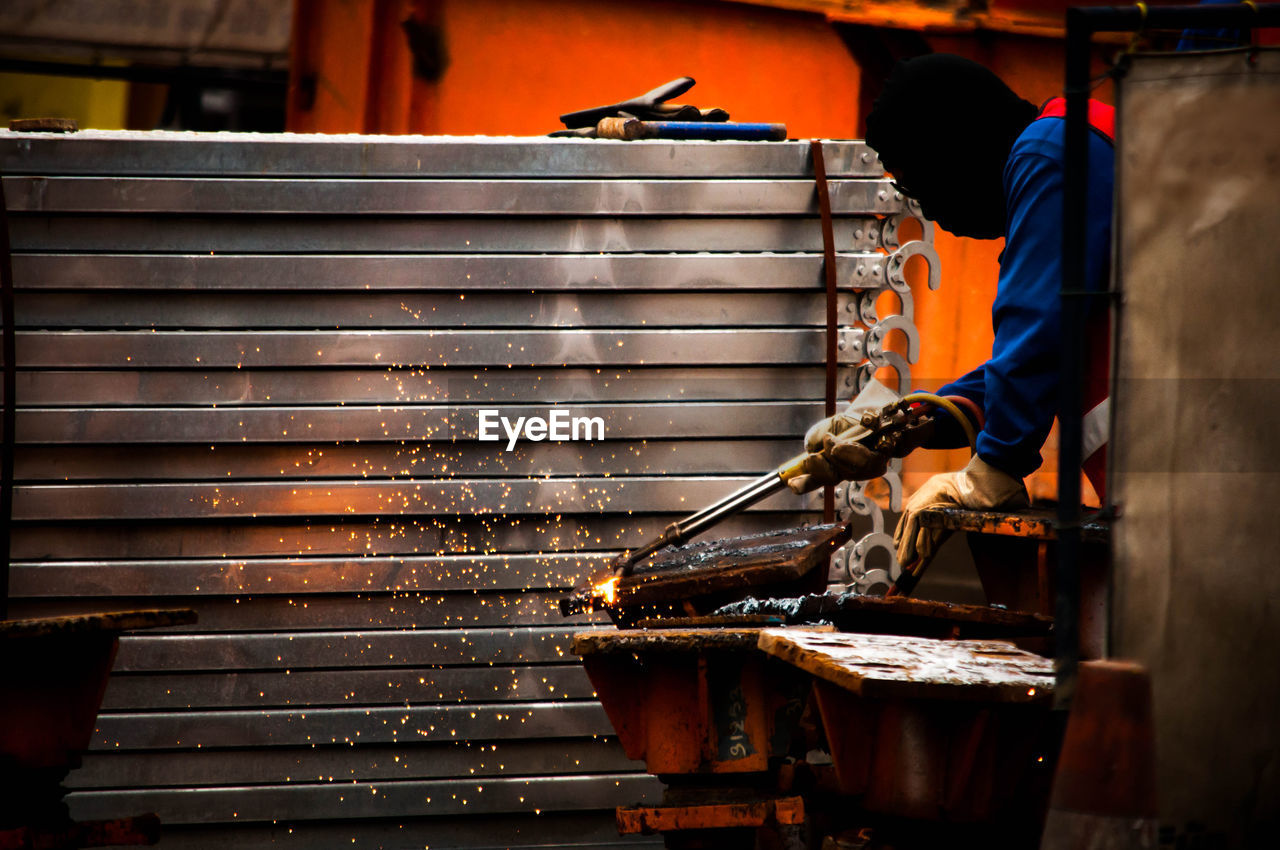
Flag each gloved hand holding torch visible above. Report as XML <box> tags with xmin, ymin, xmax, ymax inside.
<box><xmin>785</xmin><ymin>380</ymin><xmax>941</xmax><ymax>495</ymax></box>
<box><xmin>790</xmin><ymin>384</ymin><xmax>1032</xmax><ymax>596</ymax></box>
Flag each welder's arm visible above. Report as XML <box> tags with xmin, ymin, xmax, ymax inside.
<box><xmin>894</xmin><ymin>148</ymin><xmax>1101</xmax><ymax>575</ymax></box>
<box><xmin>927</xmin><ymin>368</ymin><xmax>987</xmax><ymax>449</ymax></box>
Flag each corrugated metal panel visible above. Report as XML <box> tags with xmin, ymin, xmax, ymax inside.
<box><xmin>1</xmin><ymin>130</ymin><xmax>904</xmax><ymax>848</ymax></box>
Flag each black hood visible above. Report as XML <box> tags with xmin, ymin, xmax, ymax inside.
<box><xmin>865</xmin><ymin>54</ymin><xmax>1038</xmax><ymax>239</ymax></box>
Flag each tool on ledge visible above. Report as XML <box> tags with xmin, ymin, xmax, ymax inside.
<box><xmin>595</xmin><ymin>117</ymin><xmax>787</xmax><ymax>141</ymax></box>
<box><xmin>552</xmin><ymin>76</ymin><xmax>764</xmax><ymax>139</ymax></box>
<box><xmin>558</xmin><ymin>76</ymin><xmax>725</xmax><ymax>128</ymax></box>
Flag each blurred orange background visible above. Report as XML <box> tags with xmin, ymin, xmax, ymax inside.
<box><xmin>288</xmin><ymin>0</ymin><xmax>1156</xmax><ymax>504</ymax></box>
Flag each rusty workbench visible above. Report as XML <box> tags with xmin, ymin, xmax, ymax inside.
<box><xmin>917</xmin><ymin>506</ymin><xmax>1110</xmax><ymax>658</ymax></box>
<box><xmin>575</xmin><ymin>624</ymin><xmax>1060</xmax><ymax>848</ymax></box>
<box><xmin>1</xmin><ymin>609</ymin><xmax>197</xmax><ymax>848</ymax></box>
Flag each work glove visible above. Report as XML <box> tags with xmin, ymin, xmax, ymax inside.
<box><xmin>786</xmin><ymin>435</ymin><xmax>891</xmax><ymax>494</ymax></box>
<box><xmin>893</xmin><ymin>453</ymin><xmax>1029</xmax><ymax>569</ymax></box>
<box><xmin>786</xmin><ymin>380</ymin><xmax>899</xmax><ymax>494</ymax></box>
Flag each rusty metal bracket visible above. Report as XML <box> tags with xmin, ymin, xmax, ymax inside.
<box><xmin>616</xmin><ymin>795</ymin><xmax>805</xmax><ymax>834</ymax></box>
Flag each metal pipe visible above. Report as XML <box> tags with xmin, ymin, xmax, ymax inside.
<box><xmin>1058</xmin><ymin>3</ymin><xmax>1280</xmax><ymax>710</ymax></box>
<box><xmin>614</xmin><ymin>469</ymin><xmax>786</xmax><ymax>575</ymax></box>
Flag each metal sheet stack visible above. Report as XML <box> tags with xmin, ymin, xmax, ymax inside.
<box><xmin>0</xmin><ymin>131</ymin><xmax>928</xmax><ymax>849</ymax></box>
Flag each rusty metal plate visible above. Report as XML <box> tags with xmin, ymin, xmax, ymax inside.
<box><xmin>714</xmin><ymin>592</ymin><xmax>1052</xmax><ymax>640</ymax></box>
<box><xmin>616</xmin><ymin>795</ymin><xmax>804</xmax><ymax>834</ymax></box>
<box><xmin>572</xmin><ymin>624</ymin><xmax>836</xmax><ymax>657</ymax></box>
<box><xmin>757</xmin><ymin>628</ymin><xmax>1054</xmax><ymax>704</ymax></box>
<box><xmin>616</xmin><ymin>523</ymin><xmax>851</xmax><ymax>607</ymax></box>
<box><xmin>572</xmin><ymin>627</ymin><xmax>772</xmax><ymax>657</ymax></box>
<box><xmin>916</xmin><ymin>506</ymin><xmax>1110</xmax><ymax>544</ymax></box>
<box><xmin>0</xmin><ymin>609</ymin><xmax>196</xmax><ymax>639</ymax></box>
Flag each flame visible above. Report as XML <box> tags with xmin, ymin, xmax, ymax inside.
<box><xmin>593</xmin><ymin>576</ymin><xmax>619</xmax><ymax>606</ymax></box>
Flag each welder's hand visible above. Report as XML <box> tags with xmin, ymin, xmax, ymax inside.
<box><xmin>785</xmin><ymin>435</ymin><xmax>890</xmax><ymax>494</ymax></box>
<box><xmin>801</xmin><ymin>380</ymin><xmax>900</xmax><ymax>452</ymax></box>
<box><xmin>893</xmin><ymin>454</ymin><xmax>1029</xmax><ymax>567</ymax></box>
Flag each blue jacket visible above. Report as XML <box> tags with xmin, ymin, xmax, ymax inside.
<box><xmin>932</xmin><ymin>104</ymin><xmax>1115</xmax><ymax>479</ymax></box>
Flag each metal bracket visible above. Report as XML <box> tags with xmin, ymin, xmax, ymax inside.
<box><xmin>887</xmin><ymin>241</ymin><xmax>941</xmax><ymax>293</ymax></box>
<box><xmin>848</xmin><ymin>256</ymin><xmax>885</xmax><ymax>289</ymax></box>
<box><xmin>852</xmin><ymin>287</ymin><xmax>915</xmax><ymax>326</ymax></box>
<box><xmin>841</xmin><ymin>362</ymin><xmax>875</xmax><ymax>395</ymax></box>
<box><xmin>848</xmin><ymin>531</ymin><xmax>901</xmax><ymax>593</ymax></box>
<box><xmin>865</xmin><ymin>349</ymin><xmax>911</xmax><ymax>396</ymax></box>
<box><xmin>866</xmin><ymin>315</ymin><xmax>920</xmax><ymax>364</ymax></box>
<box><xmin>836</xmin><ymin>327</ymin><xmax>865</xmax><ymax>365</ymax></box>
<box><xmin>881</xmin><ymin>212</ymin><xmax>934</xmax><ymax>250</ymax></box>
<box><xmin>835</xmin><ymin>481</ymin><xmax>883</xmax><ymax>534</ymax></box>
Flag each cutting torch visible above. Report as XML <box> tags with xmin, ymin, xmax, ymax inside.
<box><xmin>611</xmin><ymin>391</ymin><xmax>977</xmax><ymax>580</ymax></box>
<box><xmin>611</xmin><ymin>452</ymin><xmax>811</xmax><ymax>577</ymax></box>
<box><xmin>556</xmin><ymin>392</ymin><xmax>980</xmax><ymax>617</ymax></box>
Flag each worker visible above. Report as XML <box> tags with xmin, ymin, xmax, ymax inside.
<box><xmin>789</xmin><ymin>54</ymin><xmax>1115</xmax><ymax>575</ymax></box>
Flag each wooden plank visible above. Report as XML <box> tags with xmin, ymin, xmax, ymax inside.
<box><xmin>756</xmin><ymin>628</ymin><xmax>1055</xmax><ymax>704</ymax></box>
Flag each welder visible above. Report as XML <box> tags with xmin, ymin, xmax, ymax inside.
<box><xmin>790</xmin><ymin>54</ymin><xmax>1115</xmax><ymax>578</ymax></box>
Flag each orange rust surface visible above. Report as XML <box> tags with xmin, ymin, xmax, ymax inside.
<box><xmin>616</xmin><ymin>796</ymin><xmax>804</xmax><ymax>834</ymax></box>
<box><xmin>758</xmin><ymin>627</ymin><xmax>1054</xmax><ymax>704</ymax></box>
<box><xmin>578</xmin><ymin>627</ymin><xmax>820</xmax><ymax>774</ymax></box>
<box><xmin>1049</xmin><ymin>661</ymin><xmax>1157</xmax><ymax>818</ymax></box>
<box><xmin>580</xmin><ymin>653</ymin><xmax>707</xmax><ymax>771</ymax></box>
<box><xmin>572</xmin><ymin>627</ymin><xmax>769</xmax><ymax>657</ymax></box>
<box><xmin>811</xmin><ymin>679</ymin><xmax>1059</xmax><ymax>824</ymax></box>
<box><xmin>916</xmin><ymin>506</ymin><xmax>1111</xmax><ymax>543</ymax></box>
